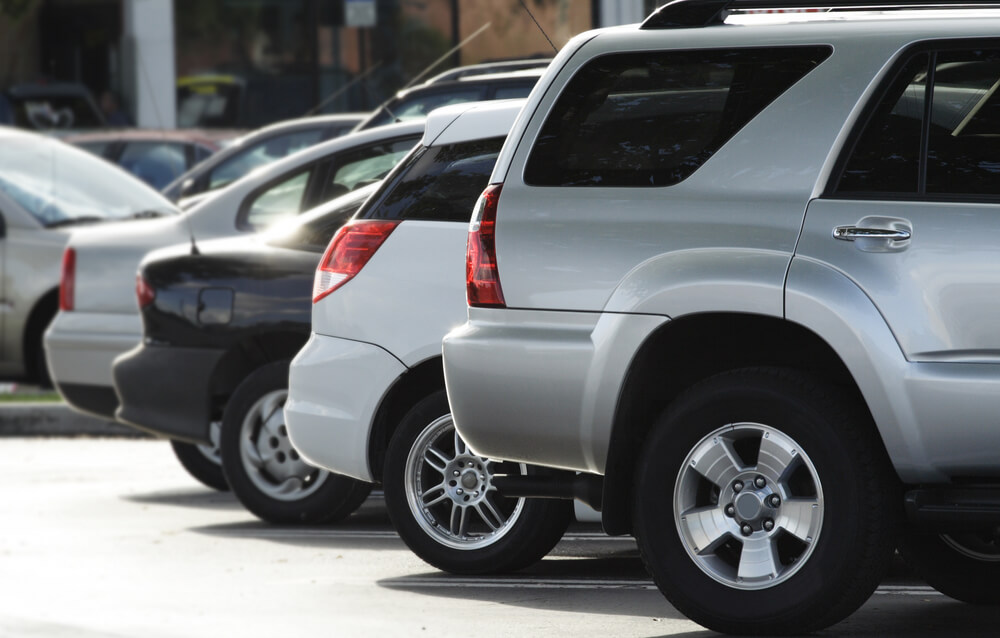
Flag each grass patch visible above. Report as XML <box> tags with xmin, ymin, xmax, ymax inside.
<box><xmin>0</xmin><ymin>392</ymin><xmax>62</xmax><ymax>403</ymax></box>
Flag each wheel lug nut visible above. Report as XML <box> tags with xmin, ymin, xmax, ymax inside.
<box><xmin>733</xmin><ymin>480</ymin><xmax>744</xmax><ymax>493</ymax></box>
<box><xmin>724</xmin><ymin>504</ymin><xmax>736</xmax><ymax>518</ymax></box>
<box><xmin>754</xmin><ymin>476</ymin><xmax>766</xmax><ymax>489</ymax></box>
<box><xmin>453</xmin><ymin>470</ymin><xmax>460</xmax><ymax>476</ymax></box>
<box><xmin>768</xmin><ymin>494</ymin><xmax>781</xmax><ymax>508</ymax></box>
<box><xmin>473</xmin><ymin>491</ymin><xmax>479</xmax><ymax>497</ymax></box>
<box><xmin>740</xmin><ymin>523</ymin><xmax>753</xmax><ymax>536</ymax></box>
<box><xmin>479</xmin><ymin>474</ymin><xmax>486</xmax><ymax>481</ymax></box>
<box><xmin>456</xmin><ymin>488</ymin><xmax>464</xmax><ymax>495</ymax></box>
<box><xmin>468</xmin><ymin>462</ymin><xmax>475</xmax><ymax>467</ymax></box>
<box><xmin>763</xmin><ymin>518</ymin><xmax>775</xmax><ymax>532</ymax></box>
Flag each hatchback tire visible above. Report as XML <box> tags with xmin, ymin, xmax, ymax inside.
<box><xmin>384</xmin><ymin>390</ymin><xmax>572</xmax><ymax>574</ymax></box>
<box><xmin>633</xmin><ymin>368</ymin><xmax>899</xmax><ymax>635</ymax></box>
<box><xmin>220</xmin><ymin>360</ymin><xmax>371</xmax><ymax>524</ymax></box>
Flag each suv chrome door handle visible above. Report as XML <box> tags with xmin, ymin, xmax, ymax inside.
<box><xmin>833</xmin><ymin>226</ymin><xmax>911</xmax><ymax>242</ymax></box>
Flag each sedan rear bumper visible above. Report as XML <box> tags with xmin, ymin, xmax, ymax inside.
<box><xmin>113</xmin><ymin>343</ymin><xmax>225</xmax><ymax>443</ymax></box>
<box><xmin>285</xmin><ymin>332</ymin><xmax>406</xmax><ymax>483</ymax></box>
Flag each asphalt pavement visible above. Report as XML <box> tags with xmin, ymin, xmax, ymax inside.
<box><xmin>2</xmin><ymin>437</ymin><xmax>996</xmax><ymax>638</ymax></box>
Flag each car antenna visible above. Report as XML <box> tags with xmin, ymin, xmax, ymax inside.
<box><xmin>400</xmin><ymin>22</ymin><xmax>493</xmax><ymax>90</ymax></box>
<box><xmin>517</xmin><ymin>0</ymin><xmax>558</xmax><ymax>53</ymax></box>
<box><xmin>182</xmin><ymin>213</ymin><xmax>200</xmax><ymax>255</ymax></box>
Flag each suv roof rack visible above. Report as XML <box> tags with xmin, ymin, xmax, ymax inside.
<box><xmin>641</xmin><ymin>0</ymin><xmax>1000</xmax><ymax>30</ymax></box>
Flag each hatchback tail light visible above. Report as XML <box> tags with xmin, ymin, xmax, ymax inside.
<box><xmin>136</xmin><ymin>273</ymin><xmax>155</xmax><ymax>309</ymax></box>
<box><xmin>313</xmin><ymin>220</ymin><xmax>400</xmax><ymax>303</ymax></box>
<box><xmin>466</xmin><ymin>184</ymin><xmax>506</xmax><ymax>308</ymax></box>
<box><xmin>59</xmin><ymin>248</ymin><xmax>75</xmax><ymax>311</ymax></box>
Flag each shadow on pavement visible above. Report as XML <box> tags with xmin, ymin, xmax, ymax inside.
<box><xmin>121</xmin><ymin>487</ymin><xmax>243</xmax><ymax>510</ymax></box>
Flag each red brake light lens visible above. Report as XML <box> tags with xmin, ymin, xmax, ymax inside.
<box><xmin>466</xmin><ymin>184</ymin><xmax>506</xmax><ymax>308</ymax></box>
<box><xmin>59</xmin><ymin>248</ymin><xmax>75</xmax><ymax>311</ymax></box>
<box><xmin>136</xmin><ymin>273</ymin><xmax>155</xmax><ymax>309</ymax></box>
<box><xmin>313</xmin><ymin>220</ymin><xmax>400</xmax><ymax>303</ymax></box>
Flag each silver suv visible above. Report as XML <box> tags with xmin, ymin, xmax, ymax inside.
<box><xmin>443</xmin><ymin>1</ymin><xmax>1000</xmax><ymax>634</ymax></box>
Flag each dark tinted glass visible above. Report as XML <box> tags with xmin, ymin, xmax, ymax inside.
<box><xmin>838</xmin><ymin>54</ymin><xmax>928</xmax><ymax>194</ymax></box>
<box><xmin>360</xmin><ymin>137</ymin><xmax>505</xmax><ymax>223</ymax></box>
<box><xmin>525</xmin><ymin>46</ymin><xmax>831</xmax><ymax>187</ymax></box>
<box><xmin>927</xmin><ymin>50</ymin><xmax>1000</xmax><ymax>196</ymax></box>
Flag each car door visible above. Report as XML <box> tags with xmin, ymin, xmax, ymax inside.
<box><xmin>798</xmin><ymin>42</ymin><xmax>1000</xmax><ymax>362</ymax></box>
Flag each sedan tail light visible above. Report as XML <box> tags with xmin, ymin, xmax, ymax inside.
<box><xmin>466</xmin><ymin>184</ymin><xmax>506</xmax><ymax>308</ymax></box>
<box><xmin>59</xmin><ymin>248</ymin><xmax>75</xmax><ymax>311</ymax></box>
<box><xmin>136</xmin><ymin>273</ymin><xmax>155</xmax><ymax>309</ymax></box>
<box><xmin>313</xmin><ymin>220</ymin><xmax>400</xmax><ymax>303</ymax></box>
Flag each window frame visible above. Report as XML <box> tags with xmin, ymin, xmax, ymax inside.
<box><xmin>827</xmin><ymin>38</ymin><xmax>1000</xmax><ymax>204</ymax></box>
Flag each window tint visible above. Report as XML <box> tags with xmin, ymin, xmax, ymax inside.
<box><xmin>119</xmin><ymin>142</ymin><xmax>188</xmax><ymax>190</ymax></box>
<box><xmin>322</xmin><ymin>137</ymin><xmax>417</xmax><ymax>200</ymax></box>
<box><xmin>361</xmin><ymin>137</ymin><xmax>505</xmax><ymax>223</ymax></box>
<box><xmin>244</xmin><ymin>169</ymin><xmax>310</xmax><ymax>230</ymax></box>
<box><xmin>493</xmin><ymin>84</ymin><xmax>534</xmax><ymax>100</ymax></box>
<box><xmin>838</xmin><ymin>54</ymin><xmax>928</xmax><ymax>194</ymax></box>
<box><xmin>526</xmin><ymin>47</ymin><xmax>831</xmax><ymax>187</ymax></box>
<box><xmin>838</xmin><ymin>47</ymin><xmax>1000</xmax><ymax>198</ymax></box>
<box><xmin>208</xmin><ymin>128</ymin><xmax>323</xmax><ymax>190</ymax></box>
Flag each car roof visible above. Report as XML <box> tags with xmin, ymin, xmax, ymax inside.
<box><xmin>421</xmin><ymin>99</ymin><xmax>526</xmax><ymax>147</ymax></box>
<box><xmin>63</xmin><ymin>128</ymin><xmax>243</xmax><ymax>148</ymax></box>
<box><xmin>424</xmin><ymin>59</ymin><xmax>552</xmax><ymax>84</ymax></box>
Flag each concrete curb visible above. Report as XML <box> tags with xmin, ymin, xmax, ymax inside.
<box><xmin>0</xmin><ymin>402</ymin><xmax>152</xmax><ymax>437</ymax></box>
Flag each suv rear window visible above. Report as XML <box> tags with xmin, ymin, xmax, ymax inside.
<box><xmin>360</xmin><ymin>137</ymin><xmax>505</xmax><ymax>223</ymax></box>
<box><xmin>525</xmin><ymin>46</ymin><xmax>831</xmax><ymax>187</ymax></box>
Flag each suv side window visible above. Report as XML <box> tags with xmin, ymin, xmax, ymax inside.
<box><xmin>208</xmin><ymin>128</ymin><xmax>323</xmax><ymax>190</ymax></box>
<box><xmin>525</xmin><ymin>46</ymin><xmax>831</xmax><ymax>187</ymax></box>
<box><xmin>320</xmin><ymin>137</ymin><xmax>417</xmax><ymax>200</ymax></box>
<box><xmin>360</xmin><ymin>136</ymin><xmax>505</xmax><ymax>223</ymax></box>
<box><xmin>243</xmin><ymin>168</ymin><xmax>312</xmax><ymax>230</ymax></box>
<box><xmin>837</xmin><ymin>46</ymin><xmax>1000</xmax><ymax>197</ymax></box>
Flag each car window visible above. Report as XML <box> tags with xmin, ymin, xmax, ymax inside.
<box><xmin>266</xmin><ymin>198</ymin><xmax>365</xmax><ymax>253</ymax></box>
<box><xmin>0</xmin><ymin>136</ymin><xmax>176</xmax><ymax>226</ymax></box>
<box><xmin>361</xmin><ymin>137</ymin><xmax>505</xmax><ymax>222</ymax></box>
<box><xmin>838</xmin><ymin>47</ymin><xmax>1000</xmax><ymax>197</ymax></box>
<box><xmin>322</xmin><ymin>137</ymin><xmax>418</xmax><ymax>200</ymax></box>
<box><xmin>208</xmin><ymin>128</ymin><xmax>324</xmax><ymax>190</ymax></box>
<box><xmin>493</xmin><ymin>84</ymin><xmax>534</xmax><ymax>100</ymax></box>
<box><xmin>119</xmin><ymin>142</ymin><xmax>189</xmax><ymax>190</ymax></box>
<box><xmin>393</xmin><ymin>88</ymin><xmax>485</xmax><ymax>121</ymax></box>
<box><xmin>75</xmin><ymin>141</ymin><xmax>112</xmax><ymax>157</ymax></box>
<box><xmin>243</xmin><ymin>169</ymin><xmax>311</xmax><ymax>230</ymax></box>
<box><xmin>525</xmin><ymin>47</ymin><xmax>831</xmax><ymax>187</ymax></box>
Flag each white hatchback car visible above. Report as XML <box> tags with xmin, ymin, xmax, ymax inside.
<box><xmin>286</xmin><ymin>100</ymin><xmax>574</xmax><ymax>574</ymax></box>
<box><xmin>45</xmin><ymin>120</ymin><xmax>423</xmax><ymax>489</ymax></box>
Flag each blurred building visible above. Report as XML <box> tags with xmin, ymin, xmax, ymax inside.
<box><xmin>1</xmin><ymin>0</ymin><xmax>656</xmax><ymax>129</ymax></box>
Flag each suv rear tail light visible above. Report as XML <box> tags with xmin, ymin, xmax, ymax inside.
<box><xmin>313</xmin><ymin>220</ymin><xmax>400</xmax><ymax>303</ymax></box>
<box><xmin>59</xmin><ymin>248</ymin><xmax>75</xmax><ymax>311</ymax></box>
<box><xmin>467</xmin><ymin>184</ymin><xmax>506</xmax><ymax>308</ymax></box>
<box><xmin>136</xmin><ymin>273</ymin><xmax>155</xmax><ymax>309</ymax></box>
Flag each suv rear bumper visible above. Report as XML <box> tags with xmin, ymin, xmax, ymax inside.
<box><xmin>442</xmin><ymin>307</ymin><xmax>666</xmax><ymax>474</ymax></box>
<box><xmin>113</xmin><ymin>343</ymin><xmax>225</xmax><ymax>443</ymax></box>
<box><xmin>44</xmin><ymin>310</ymin><xmax>141</xmax><ymax>418</ymax></box>
<box><xmin>285</xmin><ymin>332</ymin><xmax>406</xmax><ymax>483</ymax></box>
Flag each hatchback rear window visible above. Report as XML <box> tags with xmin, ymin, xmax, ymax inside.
<box><xmin>525</xmin><ymin>46</ymin><xmax>831</xmax><ymax>187</ymax></box>
<box><xmin>360</xmin><ymin>136</ymin><xmax>505</xmax><ymax>223</ymax></box>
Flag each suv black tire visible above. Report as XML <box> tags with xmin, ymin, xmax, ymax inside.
<box><xmin>171</xmin><ymin>440</ymin><xmax>229</xmax><ymax>491</ymax></box>
<box><xmin>899</xmin><ymin>532</ymin><xmax>1000</xmax><ymax>604</ymax></box>
<box><xmin>220</xmin><ymin>360</ymin><xmax>371</xmax><ymax>524</ymax></box>
<box><xmin>384</xmin><ymin>390</ymin><xmax>573</xmax><ymax>574</ymax></box>
<box><xmin>633</xmin><ymin>368</ymin><xmax>900</xmax><ymax>635</ymax></box>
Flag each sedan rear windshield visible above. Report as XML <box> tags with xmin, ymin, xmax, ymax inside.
<box><xmin>359</xmin><ymin>136</ymin><xmax>505</xmax><ymax>223</ymax></box>
<box><xmin>0</xmin><ymin>137</ymin><xmax>177</xmax><ymax>227</ymax></box>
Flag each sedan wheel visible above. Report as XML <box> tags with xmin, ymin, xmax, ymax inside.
<box><xmin>220</xmin><ymin>360</ymin><xmax>370</xmax><ymax>524</ymax></box>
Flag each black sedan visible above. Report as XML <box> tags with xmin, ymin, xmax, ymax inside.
<box><xmin>112</xmin><ymin>183</ymin><xmax>378</xmax><ymax>523</ymax></box>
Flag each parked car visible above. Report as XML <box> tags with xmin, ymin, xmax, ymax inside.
<box><xmin>285</xmin><ymin>100</ymin><xmax>572</xmax><ymax>572</ymax></box>
<box><xmin>113</xmin><ymin>184</ymin><xmax>377</xmax><ymax>503</ymax></box>
<box><xmin>353</xmin><ymin>70</ymin><xmax>542</xmax><ymax>131</ymax></box>
<box><xmin>0</xmin><ymin>126</ymin><xmax>177</xmax><ymax>384</ymax></box>
<box><xmin>66</xmin><ymin>129</ymin><xmax>240</xmax><ymax>190</ymax></box>
<box><xmin>422</xmin><ymin>58</ymin><xmax>551</xmax><ymax>84</ymax></box>
<box><xmin>1</xmin><ymin>83</ymin><xmax>105</xmax><ymax>130</ymax></box>
<box><xmin>161</xmin><ymin>114</ymin><xmax>366</xmax><ymax>208</ymax></box>
<box><xmin>45</xmin><ymin>119</ymin><xmax>423</xmax><ymax>488</ymax></box>
<box><xmin>442</xmin><ymin>3</ymin><xmax>1000</xmax><ymax>634</ymax></box>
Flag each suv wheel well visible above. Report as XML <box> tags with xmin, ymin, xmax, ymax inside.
<box><xmin>367</xmin><ymin>357</ymin><xmax>444</xmax><ymax>484</ymax></box>
<box><xmin>602</xmin><ymin>313</ymin><xmax>872</xmax><ymax>535</ymax></box>
<box><xmin>24</xmin><ymin>289</ymin><xmax>59</xmax><ymax>384</ymax></box>
<box><xmin>207</xmin><ymin>331</ymin><xmax>308</xmax><ymax>419</ymax></box>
